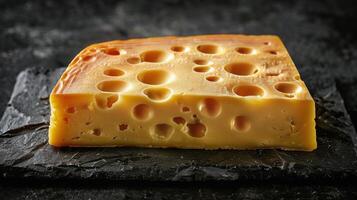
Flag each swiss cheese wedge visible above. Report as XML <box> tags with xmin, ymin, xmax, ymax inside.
<box><xmin>49</xmin><ymin>35</ymin><xmax>316</xmax><ymax>151</ymax></box>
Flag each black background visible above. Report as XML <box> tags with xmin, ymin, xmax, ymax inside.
<box><xmin>1</xmin><ymin>0</ymin><xmax>357</xmax><ymax>199</ymax></box>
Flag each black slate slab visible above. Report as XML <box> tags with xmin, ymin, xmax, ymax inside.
<box><xmin>0</xmin><ymin>66</ymin><xmax>356</xmax><ymax>182</ymax></box>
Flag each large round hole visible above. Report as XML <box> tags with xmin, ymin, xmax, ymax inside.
<box><xmin>205</xmin><ymin>76</ymin><xmax>221</xmax><ymax>82</ymax></box>
<box><xmin>274</xmin><ymin>82</ymin><xmax>301</xmax><ymax>94</ymax></box>
<box><xmin>171</xmin><ymin>46</ymin><xmax>186</xmax><ymax>52</ymax></box>
<box><xmin>233</xmin><ymin>85</ymin><xmax>264</xmax><ymax>97</ymax></box>
<box><xmin>197</xmin><ymin>44</ymin><xmax>222</xmax><ymax>54</ymax></box>
<box><xmin>193</xmin><ymin>59</ymin><xmax>211</xmax><ymax>65</ymax></box>
<box><xmin>236</xmin><ymin>47</ymin><xmax>255</xmax><ymax>54</ymax></box>
<box><xmin>140</xmin><ymin>50</ymin><xmax>170</xmax><ymax>63</ymax></box>
<box><xmin>127</xmin><ymin>57</ymin><xmax>141</xmax><ymax>64</ymax></box>
<box><xmin>198</xmin><ymin>98</ymin><xmax>222</xmax><ymax>117</ymax></box>
<box><xmin>102</xmin><ymin>48</ymin><xmax>120</xmax><ymax>56</ymax></box>
<box><xmin>137</xmin><ymin>69</ymin><xmax>174</xmax><ymax>85</ymax></box>
<box><xmin>224</xmin><ymin>62</ymin><xmax>258</xmax><ymax>76</ymax></box>
<box><xmin>187</xmin><ymin>122</ymin><xmax>206</xmax><ymax>138</ymax></box>
<box><xmin>232</xmin><ymin>116</ymin><xmax>251</xmax><ymax>132</ymax></box>
<box><xmin>97</xmin><ymin>80</ymin><xmax>129</xmax><ymax>92</ymax></box>
<box><xmin>103</xmin><ymin>68</ymin><xmax>125</xmax><ymax>76</ymax></box>
<box><xmin>193</xmin><ymin>66</ymin><xmax>212</xmax><ymax>73</ymax></box>
<box><xmin>132</xmin><ymin>104</ymin><xmax>153</xmax><ymax>121</ymax></box>
<box><xmin>143</xmin><ymin>87</ymin><xmax>172</xmax><ymax>101</ymax></box>
<box><xmin>151</xmin><ymin>123</ymin><xmax>174</xmax><ymax>140</ymax></box>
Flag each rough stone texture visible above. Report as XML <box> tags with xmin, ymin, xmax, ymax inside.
<box><xmin>1</xmin><ymin>0</ymin><xmax>357</xmax><ymax>198</ymax></box>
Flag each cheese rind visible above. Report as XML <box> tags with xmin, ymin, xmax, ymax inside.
<box><xmin>49</xmin><ymin>35</ymin><xmax>316</xmax><ymax>151</ymax></box>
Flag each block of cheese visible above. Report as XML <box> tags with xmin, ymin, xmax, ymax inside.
<box><xmin>49</xmin><ymin>35</ymin><xmax>316</xmax><ymax>151</ymax></box>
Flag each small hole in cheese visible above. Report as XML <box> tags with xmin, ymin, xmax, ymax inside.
<box><xmin>274</xmin><ymin>82</ymin><xmax>301</xmax><ymax>95</ymax></box>
<box><xmin>197</xmin><ymin>44</ymin><xmax>222</xmax><ymax>54</ymax></box>
<box><xmin>182</xmin><ymin>106</ymin><xmax>190</xmax><ymax>112</ymax></box>
<box><xmin>236</xmin><ymin>47</ymin><xmax>255</xmax><ymax>54</ymax></box>
<box><xmin>66</xmin><ymin>107</ymin><xmax>76</xmax><ymax>113</ymax></box>
<box><xmin>205</xmin><ymin>76</ymin><xmax>221</xmax><ymax>82</ymax></box>
<box><xmin>151</xmin><ymin>123</ymin><xmax>174</xmax><ymax>140</ymax></box>
<box><xmin>97</xmin><ymin>80</ymin><xmax>129</xmax><ymax>92</ymax></box>
<box><xmin>132</xmin><ymin>104</ymin><xmax>153</xmax><ymax>121</ymax></box>
<box><xmin>198</xmin><ymin>98</ymin><xmax>221</xmax><ymax>118</ymax></box>
<box><xmin>92</xmin><ymin>128</ymin><xmax>102</xmax><ymax>136</ymax></box>
<box><xmin>143</xmin><ymin>87</ymin><xmax>172</xmax><ymax>101</ymax></box>
<box><xmin>193</xmin><ymin>66</ymin><xmax>212</xmax><ymax>73</ymax></box>
<box><xmin>233</xmin><ymin>85</ymin><xmax>264</xmax><ymax>97</ymax></box>
<box><xmin>264</xmin><ymin>42</ymin><xmax>271</xmax><ymax>45</ymax></box>
<box><xmin>119</xmin><ymin>124</ymin><xmax>128</xmax><ymax>131</ymax></box>
<box><xmin>82</xmin><ymin>55</ymin><xmax>95</xmax><ymax>62</ymax></box>
<box><xmin>95</xmin><ymin>95</ymin><xmax>118</xmax><ymax>109</ymax></box>
<box><xmin>171</xmin><ymin>46</ymin><xmax>186</xmax><ymax>52</ymax></box>
<box><xmin>103</xmin><ymin>48</ymin><xmax>120</xmax><ymax>56</ymax></box>
<box><xmin>127</xmin><ymin>57</ymin><xmax>141</xmax><ymax>64</ymax></box>
<box><xmin>267</xmin><ymin>50</ymin><xmax>278</xmax><ymax>55</ymax></box>
<box><xmin>232</xmin><ymin>116</ymin><xmax>250</xmax><ymax>132</ymax></box>
<box><xmin>106</xmin><ymin>95</ymin><xmax>118</xmax><ymax>108</ymax></box>
<box><xmin>140</xmin><ymin>50</ymin><xmax>170</xmax><ymax>63</ymax></box>
<box><xmin>103</xmin><ymin>68</ymin><xmax>125</xmax><ymax>77</ymax></box>
<box><xmin>137</xmin><ymin>69</ymin><xmax>174</xmax><ymax>85</ymax></box>
<box><xmin>187</xmin><ymin>122</ymin><xmax>206</xmax><ymax>138</ymax></box>
<box><xmin>224</xmin><ymin>62</ymin><xmax>258</xmax><ymax>76</ymax></box>
<box><xmin>193</xmin><ymin>59</ymin><xmax>211</xmax><ymax>65</ymax></box>
<box><xmin>173</xmin><ymin>117</ymin><xmax>186</xmax><ymax>125</ymax></box>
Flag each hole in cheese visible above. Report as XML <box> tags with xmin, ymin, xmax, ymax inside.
<box><xmin>193</xmin><ymin>59</ymin><xmax>211</xmax><ymax>65</ymax></box>
<box><xmin>151</xmin><ymin>123</ymin><xmax>174</xmax><ymax>140</ymax></box>
<box><xmin>267</xmin><ymin>50</ymin><xmax>278</xmax><ymax>55</ymax></box>
<box><xmin>197</xmin><ymin>44</ymin><xmax>222</xmax><ymax>54</ymax></box>
<box><xmin>182</xmin><ymin>106</ymin><xmax>190</xmax><ymax>112</ymax></box>
<box><xmin>224</xmin><ymin>62</ymin><xmax>258</xmax><ymax>76</ymax></box>
<box><xmin>198</xmin><ymin>98</ymin><xmax>221</xmax><ymax>118</ymax></box>
<box><xmin>132</xmin><ymin>104</ymin><xmax>153</xmax><ymax>121</ymax></box>
<box><xmin>232</xmin><ymin>116</ymin><xmax>250</xmax><ymax>132</ymax></box>
<box><xmin>82</xmin><ymin>55</ymin><xmax>95</xmax><ymax>62</ymax></box>
<box><xmin>106</xmin><ymin>95</ymin><xmax>118</xmax><ymax>108</ymax></box>
<box><xmin>193</xmin><ymin>66</ymin><xmax>212</xmax><ymax>73</ymax></box>
<box><xmin>236</xmin><ymin>47</ymin><xmax>255</xmax><ymax>54</ymax></box>
<box><xmin>171</xmin><ymin>46</ymin><xmax>186</xmax><ymax>52</ymax></box>
<box><xmin>143</xmin><ymin>87</ymin><xmax>172</xmax><ymax>101</ymax></box>
<box><xmin>127</xmin><ymin>57</ymin><xmax>141</xmax><ymax>64</ymax></box>
<box><xmin>137</xmin><ymin>69</ymin><xmax>174</xmax><ymax>85</ymax></box>
<box><xmin>140</xmin><ymin>50</ymin><xmax>170</xmax><ymax>63</ymax></box>
<box><xmin>97</xmin><ymin>80</ymin><xmax>129</xmax><ymax>92</ymax></box>
<box><xmin>103</xmin><ymin>68</ymin><xmax>125</xmax><ymax>76</ymax></box>
<box><xmin>264</xmin><ymin>42</ymin><xmax>271</xmax><ymax>45</ymax></box>
<box><xmin>119</xmin><ymin>124</ymin><xmax>128</xmax><ymax>131</ymax></box>
<box><xmin>187</xmin><ymin>122</ymin><xmax>206</xmax><ymax>138</ymax></box>
<box><xmin>274</xmin><ymin>82</ymin><xmax>301</xmax><ymax>95</ymax></box>
<box><xmin>294</xmin><ymin>75</ymin><xmax>301</xmax><ymax>80</ymax></box>
<box><xmin>233</xmin><ymin>85</ymin><xmax>264</xmax><ymax>97</ymax></box>
<box><xmin>173</xmin><ymin>117</ymin><xmax>186</xmax><ymax>125</ymax></box>
<box><xmin>205</xmin><ymin>76</ymin><xmax>221</xmax><ymax>82</ymax></box>
<box><xmin>102</xmin><ymin>48</ymin><xmax>120</xmax><ymax>56</ymax></box>
<box><xmin>66</xmin><ymin>107</ymin><xmax>76</xmax><ymax>114</ymax></box>
<box><xmin>91</xmin><ymin>128</ymin><xmax>102</xmax><ymax>136</ymax></box>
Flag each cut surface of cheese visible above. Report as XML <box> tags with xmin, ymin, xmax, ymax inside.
<box><xmin>49</xmin><ymin>35</ymin><xmax>316</xmax><ymax>151</ymax></box>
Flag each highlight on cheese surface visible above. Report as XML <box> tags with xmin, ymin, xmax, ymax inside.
<box><xmin>49</xmin><ymin>34</ymin><xmax>316</xmax><ymax>151</ymax></box>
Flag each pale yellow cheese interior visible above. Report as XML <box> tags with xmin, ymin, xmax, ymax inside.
<box><xmin>49</xmin><ymin>35</ymin><xmax>316</xmax><ymax>151</ymax></box>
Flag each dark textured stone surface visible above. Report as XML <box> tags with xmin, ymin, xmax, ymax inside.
<box><xmin>1</xmin><ymin>0</ymin><xmax>357</xmax><ymax>198</ymax></box>
<box><xmin>1</xmin><ymin>181</ymin><xmax>357</xmax><ymax>200</ymax></box>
